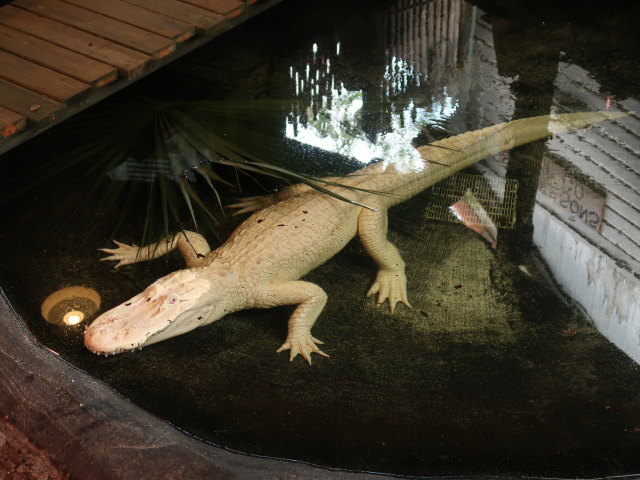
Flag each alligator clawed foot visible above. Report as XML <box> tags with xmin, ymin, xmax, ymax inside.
<box><xmin>98</xmin><ymin>240</ymin><xmax>140</xmax><ymax>269</ymax></box>
<box><xmin>277</xmin><ymin>333</ymin><xmax>329</xmax><ymax>365</ymax></box>
<box><xmin>226</xmin><ymin>194</ymin><xmax>278</xmax><ymax>215</ymax></box>
<box><xmin>367</xmin><ymin>269</ymin><xmax>412</xmax><ymax>314</ymax></box>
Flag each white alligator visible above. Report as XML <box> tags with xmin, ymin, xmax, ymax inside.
<box><xmin>84</xmin><ymin>111</ymin><xmax>625</xmax><ymax>363</ymax></box>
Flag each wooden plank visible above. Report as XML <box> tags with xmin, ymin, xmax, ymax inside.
<box><xmin>63</xmin><ymin>0</ymin><xmax>195</xmax><ymax>42</ymax></box>
<box><xmin>0</xmin><ymin>105</ymin><xmax>27</xmax><ymax>139</ymax></box>
<box><xmin>121</xmin><ymin>0</ymin><xmax>223</xmax><ymax>34</ymax></box>
<box><xmin>227</xmin><ymin>0</ymin><xmax>255</xmax><ymax>19</ymax></box>
<box><xmin>0</xmin><ymin>50</ymin><xmax>90</xmax><ymax>103</ymax></box>
<box><xmin>176</xmin><ymin>0</ymin><xmax>243</xmax><ymax>16</ymax></box>
<box><xmin>0</xmin><ymin>5</ymin><xmax>147</xmax><ymax>79</ymax></box>
<box><xmin>0</xmin><ymin>79</ymin><xmax>63</xmax><ymax>127</ymax></box>
<box><xmin>12</xmin><ymin>0</ymin><xmax>176</xmax><ymax>59</ymax></box>
<box><xmin>0</xmin><ymin>24</ymin><xmax>117</xmax><ymax>87</ymax></box>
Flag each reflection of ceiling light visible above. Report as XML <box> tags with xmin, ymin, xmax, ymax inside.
<box><xmin>287</xmin><ymin>86</ymin><xmax>458</xmax><ymax>171</ymax></box>
<box><xmin>287</xmin><ymin>42</ymin><xmax>459</xmax><ymax>172</ymax></box>
<box><xmin>41</xmin><ymin>286</ymin><xmax>101</xmax><ymax>327</ymax></box>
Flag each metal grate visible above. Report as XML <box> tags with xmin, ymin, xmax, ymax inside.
<box><xmin>425</xmin><ymin>173</ymin><xmax>518</xmax><ymax>229</ymax></box>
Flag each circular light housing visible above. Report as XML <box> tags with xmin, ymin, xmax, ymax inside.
<box><xmin>41</xmin><ymin>286</ymin><xmax>101</xmax><ymax>327</ymax></box>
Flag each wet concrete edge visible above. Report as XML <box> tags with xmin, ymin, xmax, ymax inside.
<box><xmin>0</xmin><ymin>288</ymin><xmax>409</xmax><ymax>480</ymax></box>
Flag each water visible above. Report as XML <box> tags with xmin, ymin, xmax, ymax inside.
<box><xmin>0</xmin><ymin>0</ymin><xmax>639</xmax><ymax>476</ymax></box>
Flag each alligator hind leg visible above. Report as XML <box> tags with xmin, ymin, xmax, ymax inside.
<box><xmin>357</xmin><ymin>204</ymin><xmax>412</xmax><ymax>313</ymax></box>
<box><xmin>256</xmin><ymin>281</ymin><xmax>329</xmax><ymax>364</ymax></box>
<box><xmin>99</xmin><ymin>230</ymin><xmax>211</xmax><ymax>269</ymax></box>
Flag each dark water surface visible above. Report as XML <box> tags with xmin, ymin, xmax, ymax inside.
<box><xmin>1</xmin><ymin>0</ymin><xmax>640</xmax><ymax>477</ymax></box>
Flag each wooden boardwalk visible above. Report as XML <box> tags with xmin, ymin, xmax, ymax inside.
<box><xmin>0</xmin><ymin>0</ymin><xmax>282</xmax><ymax>155</ymax></box>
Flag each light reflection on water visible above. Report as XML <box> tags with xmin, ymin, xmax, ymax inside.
<box><xmin>283</xmin><ymin>1</ymin><xmax>471</xmax><ymax>173</ymax></box>
<box><xmin>286</xmin><ymin>41</ymin><xmax>459</xmax><ymax>172</ymax></box>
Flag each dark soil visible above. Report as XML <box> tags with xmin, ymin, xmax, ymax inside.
<box><xmin>0</xmin><ymin>417</ymin><xmax>67</xmax><ymax>480</ymax></box>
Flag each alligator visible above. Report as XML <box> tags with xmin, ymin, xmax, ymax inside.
<box><xmin>85</xmin><ymin>111</ymin><xmax>625</xmax><ymax>363</ymax></box>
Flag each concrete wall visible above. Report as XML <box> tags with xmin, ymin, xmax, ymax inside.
<box><xmin>531</xmin><ymin>61</ymin><xmax>640</xmax><ymax>364</ymax></box>
<box><xmin>464</xmin><ymin>26</ymin><xmax>640</xmax><ymax>363</ymax></box>
<box><xmin>533</xmin><ymin>206</ymin><xmax>640</xmax><ymax>363</ymax></box>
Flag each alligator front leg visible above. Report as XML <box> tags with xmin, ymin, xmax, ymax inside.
<box><xmin>99</xmin><ymin>230</ymin><xmax>211</xmax><ymax>269</ymax></box>
<box><xmin>358</xmin><ymin>204</ymin><xmax>412</xmax><ymax>313</ymax></box>
<box><xmin>227</xmin><ymin>184</ymin><xmax>311</xmax><ymax>215</ymax></box>
<box><xmin>227</xmin><ymin>178</ymin><xmax>343</xmax><ymax>215</ymax></box>
<box><xmin>256</xmin><ymin>281</ymin><xmax>329</xmax><ymax>364</ymax></box>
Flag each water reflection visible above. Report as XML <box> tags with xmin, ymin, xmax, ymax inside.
<box><xmin>286</xmin><ymin>3</ymin><xmax>472</xmax><ymax>172</ymax></box>
<box><xmin>286</xmin><ymin>73</ymin><xmax>453</xmax><ymax>172</ymax></box>
<box><xmin>384</xmin><ymin>0</ymin><xmax>468</xmax><ymax>96</ymax></box>
<box><xmin>285</xmin><ymin>0</ymin><xmax>640</xmax><ymax>364</ymax></box>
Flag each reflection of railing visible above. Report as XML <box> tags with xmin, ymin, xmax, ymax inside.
<box><xmin>288</xmin><ymin>0</ymin><xmax>475</xmax><ymax>136</ymax></box>
<box><xmin>286</xmin><ymin>0</ymin><xmax>480</xmax><ymax>165</ymax></box>
<box><xmin>384</xmin><ymin>0</ymin><xmax>468</xmax><ymax>99</ymax></box>
<box><xmin>544</xmin><ymin>62</ymin><xmax>640</xmax><ymax>272</ymax></box>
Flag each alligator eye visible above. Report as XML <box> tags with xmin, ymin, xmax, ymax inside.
<box><xmin>166</xmin><ymin>294</ymin><xmax>179</xmax><ymax>306</ymax></box>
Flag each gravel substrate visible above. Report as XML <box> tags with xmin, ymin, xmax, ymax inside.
<box><xmin>0</xmin><ymin>417</ymin><xmax>67</xmax><ymax>480</ymax></box>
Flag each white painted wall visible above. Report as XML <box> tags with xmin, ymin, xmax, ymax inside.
<box><xmin>533</xmin><ymin>204</ymin><xmax>640</xmax><ymax>364</ymax></box>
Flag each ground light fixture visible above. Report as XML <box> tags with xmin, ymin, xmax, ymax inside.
<box><xmin>41</xmin><ymin>286</ymin><xmax>101</xmax><ymax>327</ymax></box>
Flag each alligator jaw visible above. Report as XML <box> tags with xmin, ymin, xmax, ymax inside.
<box><xmin>84</xmin><ymin>268</ymin><xmax>225</xmax><ymax>355</ymax></box>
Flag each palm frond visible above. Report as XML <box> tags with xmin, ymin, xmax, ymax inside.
<box><xmin>4</xmin><ymin>93</ymin><xmax>386</xmax><ymax>248</ymax></box>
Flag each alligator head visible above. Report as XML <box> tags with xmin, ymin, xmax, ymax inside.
<box><xmin>84</xmin><ymin>267</ymin><xmax>239</xmax><ymax>355</ymax></box>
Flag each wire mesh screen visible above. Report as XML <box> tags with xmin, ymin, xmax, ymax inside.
<box><xmin>425</xmin><ymin>173</ymin><xmax>518</xmax><ymax>229</ymax></box>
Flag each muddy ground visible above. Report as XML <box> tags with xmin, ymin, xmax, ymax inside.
<box><xmin>0</xmin><ymin>417</ymin><xmax>67</xmax><ymax>480</ymax></box>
